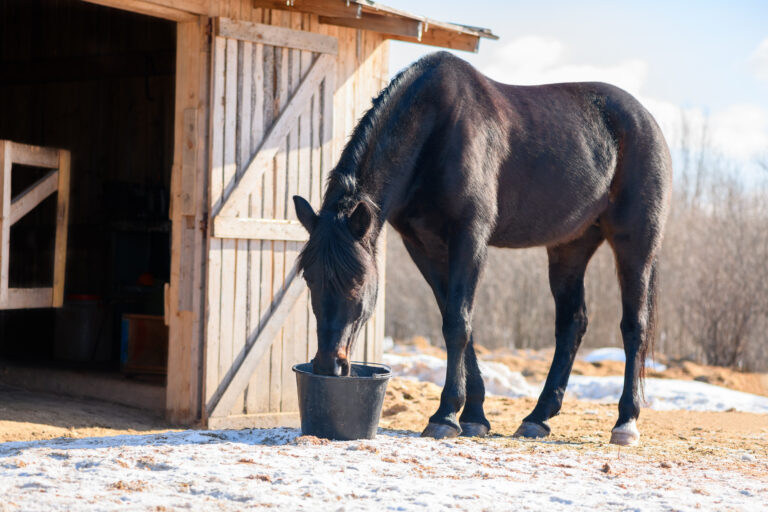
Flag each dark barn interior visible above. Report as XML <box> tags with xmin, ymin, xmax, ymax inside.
<box><xmin>0</xmin><ymin>0</ymin><xmax>176</xmax><ymax>385</ymax></box>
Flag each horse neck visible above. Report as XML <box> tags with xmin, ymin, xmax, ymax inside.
<box><xmin>327</xmin><ymin>88</ymin><xmax>438</xmax><ymax>238</ymax></box>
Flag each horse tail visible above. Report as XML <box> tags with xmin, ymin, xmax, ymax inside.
<box><xmin>639</xmin><ymin>255</ymin><xmax>660</xmax><ymax>392</ymax></box>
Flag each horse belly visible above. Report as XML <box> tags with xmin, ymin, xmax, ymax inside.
<box><xmin>489</xmin><ymin>178</ymin><xmax>611</xmax><ymax>249</ymax></box>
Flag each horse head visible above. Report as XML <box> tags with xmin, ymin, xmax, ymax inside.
<box><xmin>293</xmin><ymin>195</ymin><xmax>379</xmax><ymax>376</ymax></box>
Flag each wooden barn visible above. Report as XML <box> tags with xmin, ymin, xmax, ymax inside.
<box><xmin>0</xmin><ymin>0</ymin><xmax>495</xmax><ymax>428</ymax></box>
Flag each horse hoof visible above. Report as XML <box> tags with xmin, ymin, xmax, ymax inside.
<box><xmin>610</xmin><ymin>420</ymin><xmax>640</xmax><ymax>446</ymax></box>
<box><xmin>459</xmin><ymin>422</ymin><xmax>490</xmax><ymax>437</ymax></box>
<box><xmin>513</xmin><ymin>421</ymin><xmax>550</xmax><ymax>439</ymax></box>
<box><xmin>421</xmin><ymin>423</ymin><xmax>460</xmax><ymax>439</ymax></box>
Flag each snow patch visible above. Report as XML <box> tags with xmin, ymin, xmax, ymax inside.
<box><xmin>384</xmin><ymin>350</ymin><xmax>768</xmax><ymax>414</ymax></box>
<box><xmin>383</xmin><ymin>353</ymin><xmax>537</xmax><ymax>398</ymax></box>
<box><xmin>566</xmin><ymin>376</ymin><xmax>768</xmax><ymax>413</ymax></box>
<box><xmin>583</xmin><ymin>347</ymin><xmax>667</xmax><ymax>372</ymax></box>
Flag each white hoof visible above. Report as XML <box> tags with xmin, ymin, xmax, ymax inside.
<box><xmin>610</xmin><ymin>420</ymin><xmax>640</xmax><ymax>446</ymax></box>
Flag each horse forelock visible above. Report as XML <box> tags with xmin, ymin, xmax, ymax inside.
<box><xmin>297</xmin><ymin>212</ymin><xmax>373</xmax><ymax>297</ymax></box>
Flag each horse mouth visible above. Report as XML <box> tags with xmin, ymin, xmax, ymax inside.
<box><xmin>312</xmin><ymin>353</ymin><xmax>351</xmax><ymax>376</ymax></box>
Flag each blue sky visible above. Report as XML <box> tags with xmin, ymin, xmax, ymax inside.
<box><xmin>382</xmin><ymin>0</ymin><xmax>768</xmax><ymax>177</ymax></box>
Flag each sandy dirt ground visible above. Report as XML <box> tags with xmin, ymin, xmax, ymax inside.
<box><xmin>380</xmin><ymin>378</ymin><xmax>767</xmax><ymax>474</ymax></box>
<box><xmin>0</xmin><ymin>383</ymin><xmax>175</xmax><ymax>444</ymax></box>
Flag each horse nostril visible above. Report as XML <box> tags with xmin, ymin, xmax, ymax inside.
<box><xmin>334</xmin><ymin>358</ymin><xmax>350</xmax><ymax>376</ymax></box>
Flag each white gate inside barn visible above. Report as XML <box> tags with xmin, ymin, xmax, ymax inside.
<box><xmin>203</xmin><ymin>18</ymin><xmax>384</xmax><ymax>428</ymax></box>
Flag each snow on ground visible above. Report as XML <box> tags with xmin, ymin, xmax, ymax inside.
<box><xmin>383</xmin><ymin>351</ymin><xmax>768</xmax><ymax>414</ymax></box>
<box><xmin>1</xmin><ymin>428</ymin><xmax>766</xmax><ymax>511</ymax></box>
<box><xmin>567</xmin><ymin>375</ymin><xmax>768</xmax><ymax>413</ymax></box>
<box><xmin>383</xmin><ymin>353</ymin><xmax>537</xmax><ymax>398</ymax></box>
<box><xmin>582</xmin><ymin>347</ymin><xmax>668</xmax><ymax>372</ymax></box>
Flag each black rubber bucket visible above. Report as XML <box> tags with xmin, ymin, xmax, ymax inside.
<box><xmin>293</xmin><ymin>362</ymin><xmax>391</xmax><ymax>440</ymax></box>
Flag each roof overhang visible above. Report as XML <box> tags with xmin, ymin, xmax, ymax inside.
<box><xmin>82</xmin><ymin>0</ymin><xmax>497</xmax><ymax>52</ymax></box>
<box><xmin>254</xmin><ymin>0</ymin><xmax>498</xmax><ymax>52</ymax></box>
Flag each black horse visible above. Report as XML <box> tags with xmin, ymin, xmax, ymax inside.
<box><xmin>293</xmin><ymin>52</ymin><xmax>671</xmax><ymax>446</ymax></box>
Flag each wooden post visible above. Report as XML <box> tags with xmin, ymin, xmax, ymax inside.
<box><xmin>0</xmin><ymin>141</ymin><xmax>10</xmax><ymax>306</ymax></box>
<box><xmin>166</xmin><ymin>17</ymin><xmax>210</xmax><ymax>425</ymax></box>
<box><xmin>52</xmin><ymin>150</ymin><xmax>70</xmax><ymax>307</ymax></box>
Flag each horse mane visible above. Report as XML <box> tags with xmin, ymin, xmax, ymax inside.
<box><xmin>322</xmin><ymin>52</ymin><xmax>450</xmax><ymax>211</ymax></box>
<box><xmin>297</xmin><ymin>53</ymin><xmax>452</xmax><ymax>294</ymax></box>
<box><xmin>298</xmin><ymin>53</ymin><xmax>457</xmax><ymax>295</ymax></box>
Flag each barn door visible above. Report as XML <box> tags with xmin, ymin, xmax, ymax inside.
<box><xmin>0</xmin><ymin>141</ymin><xmax>70</xmax><ymax>310</ymax></box>
<box><xmin>204</xmin><ymin>18</ymin><xmax>337</xmax><ymax>427</ymax></box>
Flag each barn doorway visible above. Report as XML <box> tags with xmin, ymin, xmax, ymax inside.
<box><xmin>0</xmin><ymin>0</ymin><xmax>176</xmax><ymax>410</ymax></box>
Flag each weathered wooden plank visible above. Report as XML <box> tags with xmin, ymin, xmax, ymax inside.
<box><xmin>8</xmin><ymin>141</ymin><xmax>60</xmax><ymax>169</ymax></box>
<box><xmin>281</xmin><ymin>29</ymin><xmax>303</xmax><ymax>411</ymax></box>
<box><xmin>247</xmin><ymin>42</ymin><xmax>276</xmax><ymax>415</ymax></box>
<box><xmin>293</xmin><ymin>70</ymin><xmax>312</xmax><ymax>375</ymax></box>
<box><xmin>270</xmin><ymin>34</ymin><xmax>290</xmax><ymax>414</ymax></box>
<box><xmin>214</xmin><ymin>52</ymin><xmax>335</xmax><ymax>219</ymax></box>
<box><xmin>3</xmin><ymin>288</ymin><xmax>53</xmax><ymax>309</ymax></box>
<box><xmin>189</xmin><ymin>21</ymin><xmax>211</xmax><ymax>421</ymax></box>
<box><xmin>52</xmin><ymin>151</ymin><xmax>70</xmax><ymax>308</ymax></box>
<box><xmin>268</xmin><ymin>40</ymin><xmax>286</xmax><ymax>416</ymax></box>
<box><xmin>177</xmin><ymin>107</ymin><xmax>197</xmax><ymax>311</ymax></box>
<box><xmin>253</xmin><ymin>0</ymin><xmax>362</xmax><ymax>19</ymax></box>
<box><xmin>9</xmin><ymin>170</ymin><xmax>59</xmax><ymax>226</ymax></box>
<box><xmin>219</xmin><ymin>37</ymin><xmax>239</xmax><ymax>410</ymax></box>
<box><xmin>306</xmin><ymin>79</ymin><xmax>321</xmax><ymax>362</ymax></box>
<box><xmin>226</xmin><ymin>39</ymin><xmax>251</xmax><ymax>416</ymax></box>
<box><xmin>245</xmin><ymin>41</ymin><xmax>269</xmax><ymax>415</ymax></box>
<box><xmin>205</xmin><ymin>36</ymin><xmax>227</xmax><ymax>406</ymax></box>
<box><xmin>180</xmin><ymin>108</ymin><xmax>198</xmax><ymax>216</ymax></box>
<box><xmin>208</xmin><ymin>269</ymin><xmax>306</xmax><ymax>418</ymax></box>
<box><xmin>319</xmin><ymin>13</ymin><xmax>422</xmax><ymax>39</ymax></box>
<box><xmin>388</xmin><ymin>28</ymin><xmax>480</xmax><ymax>53</ymax></box>
<box><xmin>167</xmin><ymin>19</ymin><xmax>209</xmax><ymax>424</ymax></box>
<box><xmin>0</xmin><ymin>141</ymin><xmax>12</xmax><ymax>305</ymax></box>
<box><xmin>83</xmin><ymin>0</ymin><xmax>197</xmax><ymax>22</ymax></box>
<box><xmin>207</xmin><ymin>411</ymin><xmax>300</xmax><ymax>430</ymax></box>
<box><xmin>213</xmin><ymin>217</ymin><xmax>308</xmax><ymax>241</ymax></box>
<box><xmin>321</xmin><ymin>49</ymin><xmax>335</xmax><ymax>193</ymax></box>
<box><xmin>217</xmin><ymin>17</ymin><xmax>338</xmax><ymax>55</ymax></box>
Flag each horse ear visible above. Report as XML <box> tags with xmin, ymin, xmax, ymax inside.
<box><xmin>293</xmin><ymin>195</ymin><xmax>318</xmax><ymax>233</ymax></box>
<box><xmin>348</xmin><ymin>201</ymin><xmax>373</xmax><ymax>240</ymax></box>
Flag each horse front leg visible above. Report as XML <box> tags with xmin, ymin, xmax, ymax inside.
<box><xmin>422</xmin><ymin>229</ymin><xmax>488</xmax><ymax>439</ymax></box>
<box><xmin>402</xmin><ymin>236</ymin><xmax>490</xmax><ymax>438</ymax></box>
<box><xmin>458</xmin><ymin>337</ymin><xmax>491</xmax><ymax>437</ymax></box>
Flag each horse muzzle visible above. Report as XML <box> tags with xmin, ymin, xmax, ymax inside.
<box><xmin>312</xmin><ymin>350</ymin><xmax>350</xmax><ymax>376</ymax></box>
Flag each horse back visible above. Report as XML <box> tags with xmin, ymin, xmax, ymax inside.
<box><xmin>478</xmin><ymin>77</ymin><xmax>670</xmax><ymax>248</ymax></box>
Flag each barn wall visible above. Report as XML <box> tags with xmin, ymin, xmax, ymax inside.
<box><xmin>201</xmin><ymin>4</ymin><xmax>389</xmax><ymax>425</ymax></box>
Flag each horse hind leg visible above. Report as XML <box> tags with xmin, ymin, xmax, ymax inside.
<box><xmin>609</xmin><ymin>242</ymin><xmax>659</xmax><ymax>446</ymax></box>
<box><xmin>514</xmin><ymin>224</ymin><xmax>604</xmax><ymax>438</ymax></box>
